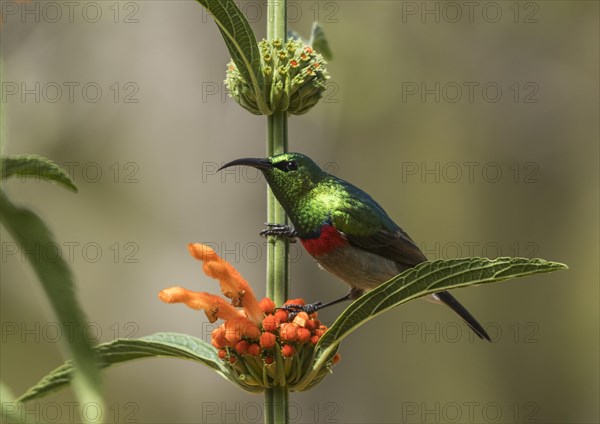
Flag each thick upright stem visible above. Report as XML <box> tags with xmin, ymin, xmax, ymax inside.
<box><xmin>267</xmin><ymin>0</ymin><xmax>287</xmax><ymax>41</ymax></box>
<box><xmin>265</xmin><ymin>1</ymin><xmax>289</xmax><ymax>423</ymax></box>
<box><xmin>266</xmin><ymin>112</ymin><xmax>289</xmax><ymax>305</ymax></box>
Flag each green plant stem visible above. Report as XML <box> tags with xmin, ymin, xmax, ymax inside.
<box><xmin>265</xmin><ymin>1</ymin><xmax>289</xmax><ymax>423</ymax></box>
<box><xmin>266</xmin><ymin>0</ymin><xmax>287</xmax><ymax>41</ymax></box>
<box><xmin>266</xmin><ymin>112</ymin><xmax>289</xmax><ymax>305</ymax></box>
<box><xmin>265</xmin><ymin>112</ymin><xmax>289</xmax><ymax>424</ymax></box>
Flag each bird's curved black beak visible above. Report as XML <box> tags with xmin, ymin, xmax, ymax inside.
<box><xmin>218</xmin><ymin>158</ymin><xmax>273</xmax><ymax>172</ymax></box>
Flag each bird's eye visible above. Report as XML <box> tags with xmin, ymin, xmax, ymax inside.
<box><xmin>273</xmin><ymin>159</ymin><xmax>298</xmax><ymax>172</ymax></box>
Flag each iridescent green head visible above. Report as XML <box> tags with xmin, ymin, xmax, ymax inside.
<box><xmin>219</xmin><ymin>152</ymin><xmax>330</xmax><ymax>208</ymax></box>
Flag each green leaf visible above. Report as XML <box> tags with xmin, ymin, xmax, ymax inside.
<box><xmin>1</xmin><ymin>382</ymin><xmax>33</xmax><ymax>424</ymax></box>
<box><xmin>195</xmin><ymin>0</ymin><xmax>268</xmax><ymax>114</ymax></box>
<box><xmin>288</xmin><ymin>23</ymin><xmax>332</xmax><ymax>60</ymax></box>
<box><xmin>17</xmin><ymin>332</ymin><xmax>262</xmax><ymax>402</ymax></box>
<box><xmin>287</xmin><ymin>30</ymin><xmax>307</xmax><ymax>44</ymax></box>
<box><xmin>309</xmin><ymin>22</ymin><xmax>333</xmax><ymax>60</ymax></box>
<box><xmin>2</xmin><ymin>155</ymin><xmax>77</xmax><ymax>192</ymax></box>
<box><xmin>295</xmin><ymin>257</ymin><xmax>567</xmax><ymax>390</ymax></box>
<box><xmin>0</xmin><ymin>190</ymin><xmax>101</xmax><ymax>406</ymax></box>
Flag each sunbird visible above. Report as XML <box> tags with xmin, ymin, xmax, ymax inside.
<box><xmin>220</xmin><ymin>152</ymin><xmax>491</xmax><ymax>341</ymax></box>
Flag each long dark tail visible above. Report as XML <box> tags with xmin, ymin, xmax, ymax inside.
<box><xmin>434</xmin><ymin>291</ymin><xmax>491</xmax><ymax>342</ymax></box>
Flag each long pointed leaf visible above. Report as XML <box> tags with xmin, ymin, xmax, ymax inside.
<box><xmin>2</xmin><ymin>155</ymin><xmax>77</xmax><ymax>192</ymax></box>
<box><xmin>17</xmin><ymin>332</ymin><xmax>261</xmax><ymax>402</ymax></box>
<box><xmin>295</xmin><ymin>257</ymin><xmax>567</xmax><ymax>390</ymax></box>
<box><xmin>1</xmin><ymin>382</ymin><xmax>33</xmax><ymax>424</ymax></box>
<box><xmin>195</xmin><ymin>0</ymin><xmax>268</xmax><ymax>113</ymax></box>
<box><xmin>0</xmin><ymin>190</ymin><xmax>101</xmax><ymax>407</ymax></box>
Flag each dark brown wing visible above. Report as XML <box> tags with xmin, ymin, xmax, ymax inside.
<box><xmin>343</xmin><ymin>227</ymin><xmax>427</xmax><ymax>272</ymax></box>
<box><xmin>335</xmin><ymin>215</ymin><xmax>491</xmax><ymax>341</ymax></box>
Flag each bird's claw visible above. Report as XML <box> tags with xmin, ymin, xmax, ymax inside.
<box><xmin>260</xmin><ymin>223</ymin><xmax>297</xmax><ymax>242</ymax></box>
<box><xmin>280</xmin><ymin>302</ymin><xmax>322</xmax><ymax>320</ymax></box>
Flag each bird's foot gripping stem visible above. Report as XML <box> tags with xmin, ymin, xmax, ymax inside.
<box><xmin>281</xmin><ymin>302</ymin><xmax>322</xmax><ymax>320</ymax></box>
<box><xmin>260</xmin><ymin>223</ymin><xmax>297</xmax><ymax>242</ymax></box>
<box><xmin>280</xmin><ymin>291</ymin><xmax>356</xmax><ymax>320</ymax></box>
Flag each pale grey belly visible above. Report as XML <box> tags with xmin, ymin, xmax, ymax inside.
<box><xmin>313</xmin><ymin>245</ymin><xmax>401</xmax><ymax>291</ymax></box>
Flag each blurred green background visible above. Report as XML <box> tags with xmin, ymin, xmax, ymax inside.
<box><xmin>1</xmin><ymin>1</ymin><xmax>598</xmax><ymax>423</ymax></box>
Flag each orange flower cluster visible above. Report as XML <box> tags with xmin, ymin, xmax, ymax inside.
<box><xmin>159</xmin><ymin>243</ymin><xmax>340</xmax><ymax>389</ymax></box>
<box><xmin>211</xmin><ymin>297</ymin><xmax>331</xmax><ymax>363</ymax></box>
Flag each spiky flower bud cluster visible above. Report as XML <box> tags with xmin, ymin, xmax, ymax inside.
<box><xmin>212</xmin><ymin>297</ymin><xmax>340</xmax><ymax>389</ymax></box>
<box><xmin>225</xmin><ymin>39</ymin><xmax>330</xmax><ymax>115</ymax></box>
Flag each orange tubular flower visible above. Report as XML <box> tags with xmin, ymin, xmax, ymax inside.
<box><xmin>188</xmin><ymin>243</ymin><xmax>264</xmax><ymax>323</ymax></box>
<box><xmin>158</xmin><ymin>287</ymin><xmax>241</xmax><ymax>323</ymax></box>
